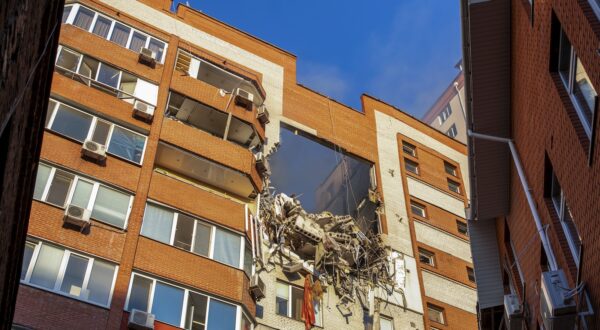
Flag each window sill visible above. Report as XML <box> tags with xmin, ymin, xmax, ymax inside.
<box><xmin>550</xmin><ymin>73</ymin><xmax>591</xmax><ymax>154</ymax></box>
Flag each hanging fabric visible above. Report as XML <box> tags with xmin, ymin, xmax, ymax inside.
<box><xmin>302</xmin><ymin>275</ymin><xmax>315</xmax><ymax>330</ymax></box>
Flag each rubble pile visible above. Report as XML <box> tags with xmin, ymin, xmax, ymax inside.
<box><xmin>258</xmin><ymin>191</ymin><xmax>402</xmax><ymax>304</ymax></box>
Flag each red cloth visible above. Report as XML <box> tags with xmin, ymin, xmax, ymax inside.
<box><xmin>302</xmin><ymin>275</ymin><xmax>315</xmax><ymax>330</ymax></box>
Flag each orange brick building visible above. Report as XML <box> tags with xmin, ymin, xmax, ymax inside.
<box><xmin>13</xmin><ymin>1</ymin><xmax>477</xmax><ymax>329</ymax></box>
<box><xmin>463</xmin><ymin>0</ymin><xmax>599</xmax><ymax>328</ymax></box>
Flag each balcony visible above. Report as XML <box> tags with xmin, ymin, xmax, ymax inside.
<box><xmin>154</xmin><ymin>142</ymin><xmax>260</xmax><ymax>199</ymax></box>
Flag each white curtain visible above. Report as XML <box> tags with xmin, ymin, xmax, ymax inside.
<box><xmin>213</xmin><ymin>228</ymin><xmax>240</xmax><ymax>267</ymax></box>
<box><xmin>140</xmin><ymin>204</ymin><xmax>174</xmax><ymax>244</ymax></box>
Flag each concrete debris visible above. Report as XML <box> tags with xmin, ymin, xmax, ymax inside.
<box><xmin>258</xmin><ymin>191</ymin><xmax>405</xmax><ymax>309</ymax></box>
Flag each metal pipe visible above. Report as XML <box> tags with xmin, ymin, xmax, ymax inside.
<box><xmin>468</xmin><ymin>130</ymin><xmax>558</xmax><ymax>271</ymax></box>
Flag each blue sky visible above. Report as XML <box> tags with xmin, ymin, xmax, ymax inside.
<box><xmin>175</xmin><ymin>0</ymin><xmax>462</xmax><ymax>118</ymax></box>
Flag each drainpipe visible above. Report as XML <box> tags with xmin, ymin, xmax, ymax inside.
<box><xmin>454</xmin><ymin>81</ymin><xmax>466</xmax><ymax>120</ymax></box>
<box><xmin>468</xmin><ymin>130</ymin><xmax>558</xmax><ymax>272</ymax></box>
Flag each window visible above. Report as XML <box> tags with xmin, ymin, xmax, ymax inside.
<box><xmin>404</xmin><ymin>159</ymin><xmax>419</xmax><ymax>175</ymax></box>
<box><xmin>410</xmin><ymin>201</ymin><xmax>426</xmax><ymax>218</ymax></box>
<box><xmin>438</xmin><ymin>105</ymin><xmax>452</xmax><ymax>125</ymax></box>
<box><xmin>126</xmin><ymin>273</ymin><xmax>245</xmax><ymax>328</ymax></box>
<box><xmin>446</xmin><ymin>124</ymin><xmax>458</xmax><ymax>138</ymax></box>
<box><xmin>63</xmin><ymin>4</ymin><xmax>167</xmax><ymax>62</ymax></box>
<box><xmin>548</xmin><ymin>169</ymin><xmax>582</xmax><ymax>266</ymax></box>
<box><xmin>33</xmin><ymin>163</ymin><xmax>133</xmax><ymax>228</ymax></box>
<box><xmin>166</xmin><ymin>91</ymin><xmax>261</xmax><ymax>150</ymax></box>
<box><xmin>275</xmin><ymin>281</ymin><xmax>322</xmax><ymax>326</ymax></box>
<box><xmin>380</xmin><ymin>316</ymin><xmax>394</xmax><ymax>330</ymax></box>
<box><xmin>140</xmin><ymin>202</ymin><xmax>249</xmax><ymax>271</ymax></box>
<box><xmin>444</xmin><ymin>161</ymin><xmax>457</xmax><ymax>176</ymax></box>
<box><xmin>20</xmin><ymin>239</ymin><xmax>117</xmax><ymax>307</ymax></box>
<box><xmin>46</xmin><ymin>99</ymin><xmax>147</xmax><ymax>164</ymax></box>
<box><xmin>427</xmin><ymin>304</ymin><xmax>445</xmax><ymax>324</ymax></box>
<box><xmin>55</xmin><ymin>46</ymin><xmax>159</xmax><ymax>109</ymax></box>
<box><xmin>467</xmin><ymin>267</ymin><xmax>475</xmax><ymax>282</ymax></box>
<box><xmin>447</xmin><ymin>179</ymin><xmax>461</xmax><ymax>194</ymax></box>
<box><xmin>402</xmin><ymin>141</ymin><xmax>416</xmax><ymax>157</ymax></box>
<box><xmin>418</xmin><ymin>248</ymin><xmax>435</xmax><ymax>267</ymax></box>
<box><xmin>457</xmin><ymin>220</ymin><xmax>468</xmax><ymax>236</ymax></box>
<box><xmin>552</xmin><ymin>19</ymin><xmax>598</xmax><ymax>138</ymax></box>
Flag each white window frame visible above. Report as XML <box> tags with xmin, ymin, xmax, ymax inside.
<box><xmin>141</xmin><ymin>201</ymin><xmax>248</xmax><ymax>271</ymax></box>
<box><xmin>418</xmin><ymin>248</ymin><xmax>435</xmax><ymax>267</ymax></box>
<box><xmin>46</xmin><ymin>98</ymin><xmax>148</xmax><ymax>165</ymax></box>
<box><xmin>34</xmin><ymin>162</ymin><xmax>134</xmax><ymax>229</ymax></box>
<box><xmin>556</xmin><ymin>29</ymin><xmax>597</xmax><ymax>138</ymax></box>
<box><xmin>444</xmin><ymin>161</ymin><xmax>457</xmax><ymax>177</ymax></box>
<box><xmin>427</xmin><ymin>304</ymin><xmax>445</xmax><ymax>324</ymax></box>
<box><xmin>448</xmin><ymin>179</ymin><xmax>461</xmax><ymax>194</ymax></box>
<box><xmin>438</xmin><ymin>104</ymin><xmax>452</xmax><ymax>125</ymax></box>
<box><xmin>550</xmin><ymin>173</ymin><xmax>581</xmax><ymax>267</ymax></box>
<box><xmin>379</xmin><ymin>315</ymin><xmax>394</xmax><ymax>330</ymax></box>
<box><xmin>124</xmin><ymin>272</ymin><xmax>250</xmax><ymax>329</ymax></box>
<box><xmin>21</xmin><ymin>239</ymin><xmax>118</xmax><ymax>308</ymax></box>
<box><xmin>410</xmin><ymin>201</ymin><xmax>426</xmax><ymax>218</ymax></box>
<box><xmin>404</xmin><ymin>158</ymin><xmax>419</xmax><ymax>175</ymax></box>
<box><xmin>402</xmin><ymin>141</ymin><xmax>416</xmax><ymax>157</ymax></box>
<box><xmin>446</xmin><ymin>124</ymin><xmax>458</xmax><ymax>138</ymax></box>
<box><xmin>275</xmin><ymin>281</ymin><xmax>322</xmax><ymax>326</ymax></box>
<box><xmin>63</xmin><ymin>3</ymin><xmax>168</xmax><ymax>63</ymax></box>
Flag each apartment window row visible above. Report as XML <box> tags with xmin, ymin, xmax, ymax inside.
<box><xmin>411</xmin><ymin>201</ymin><xmax>468</xmax><ymax>238</ymax></box>
<box><xmin>551</xmin><ymin>16</ymin><xmax>598</xmax><ymax>139</ymax></box>
<box><xmin>175</xmin><ymin>50</ymin><xmax>264</xmax><ymax>105</ymax></box>
<box><xmin>126</xmin><ymin>273</ymin><xmax>251</xmax><ymax>329</ymax></box>
<box><xmin>446</xmin><ymin>124</ymin><xmax>458</xmax><ymax>139</ymax></box>
<box><xmin>21</xmin><ymin>239</ymin><xmax>118</xmax><ymax>307</ymax></box>
<box><xmin>55</xmin><ymin>46</ymin><xmax>159</xmax><ymax>110</ymax></box>
<box><xmin>275</xmin><ymin>281</ymin><xmax>322</xmax><ymax>326</ymax></box>
<box><xmin>166</xmin><ymin>91</ymin><xmax>262</xmax><ymax>150</ymax></box>
<box><xmin>140</xmin><ymin>202</ymin><xmax>253</xmax><ymax>275</ymax></box>
<box><xmin>438</xmin><ymin>104</ymin><xmax>452</xmax><ymax>125</ymax></box>
<box><xmin>548</xmin><ymin>167</ymin><xmax>582</xmax><ymax>266</ymax></box>
<box><xmin>46</xmin><ymin>99</ymin><xmax>147</xmax><ymax>164</ymax></box>
<box><xmin>62</xmin><ymin>3</ymin><xmax>167</xmax><ymax>63</ymax></box>
<box><xmin>33</xmin><ymin>162</ymin><xmax>133</xmax><ymax>229</ymax></box>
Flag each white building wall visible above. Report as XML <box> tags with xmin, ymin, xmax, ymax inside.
<box><xmin>422</xmin><ymin>270</ymin><xmax>478</xmax><ymax>314</ymax></box>
<box><xmin>414</xmin><ymin>221</ymin><xmax>472</xmax><ymax>262</ymax></box>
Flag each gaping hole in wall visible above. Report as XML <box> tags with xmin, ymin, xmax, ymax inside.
<box><xmin>269</xmin><ymin>124</ymin><xmax>379</xmax><ymax>234</ymax></box>
<box><xmin>166</xmin><ymin>92</ymin><xmax>261</xmax><ymax>150</ymax></box>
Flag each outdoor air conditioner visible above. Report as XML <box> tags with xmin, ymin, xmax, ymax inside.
<box><xmin>235</xmin><ymin>88</ymin><xmax>254</xmax><ymax>109</ymax></box>
<box><xmin>250</xmin><ymin>274</ymin><xmax>266</xmax><ymax>301</ymax></box>
<box><xmin>503</xmin><ymin>294</ymin><xmax>523</xmax><ymax>330</ymax></box>
<box><xmin>81</xmin><ymin>140</ymin><xmax>107</xmax><ymax>161</ymax></box>
<box><xmin>540</xmin><ymin>270</ymin><xmax>576</xmax><ymax>330</ymax></box>
<box><xmin>128</xmin><ymin>309</ymin><xmax>155</xmax><ymax>330</ymax></box>
<box><xmin>63</xmin><ymin>205</ymin><xmax>91</xmax><ymax>229</ymax></box>
<box><xmin>255</xmin><ymin>152</ymin><xmax>270</xmax><ymax>176</ymax></box>
<box><xmin>133</xmin><ymin>100</ymin><xmax>155</xmax><ymax>120</ymax></box>
<box><xmin>257</xmin><ymin>105</ymin><xmax>270</xmax><ymax>125</ymax></box>
<box><xmin>138</xmin><ymin>48</ymin><xmax>157</xmax><ymax>68</ymax></box>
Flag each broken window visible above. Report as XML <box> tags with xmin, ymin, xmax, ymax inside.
<box><xmin>418</xmin><ymin>248</ymin><xmax>435</xmax><ymax>267</ymax></box>
<box><xmin>166</xmin><ymin>91</ymin><xmax>261</xmax><ymax>150</ymax></box>
<box><xmin>447</xmin><ymin>179</ymin><xmax>461</xmax><ymax>194</ymax></box>
<box><xmin>269</xmin><ymin>124</ymin><xmax>379</xmax><ymax>233</ymax></box>
<box><xmin>275</xmin><ymin>281</ymin><xmax>322</xmax><ymax>325</ymax></box>
<box><xmin>404</xmin><ymin>158</ymin><xmax>419</xmax><ymax>175</ymax></box>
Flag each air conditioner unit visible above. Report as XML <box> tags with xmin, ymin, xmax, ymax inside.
<box><xmin>540</xmin><ymin>270</ymin><xmax>576</xmax><ymax>330</ymax></box>
<box><xmin>64</xmin><ymin>205</ymin><xmax>91</xmax><ymax>229</ymax></box>
<box><xmin>503</xmin><ymin>294</ymin><xmax>523</xmax><ymax>330</ymax></box>
<box><xmin>255</xmin><ymin>152</ymin><xmax>270</xmax><ymax>176</ymax></box>
<box><xmin>138</xmin><ymin>48</ymin><xmax>157</xmax><ymax>68</ymax></box>
<box><xmin>133</xmin><ymin>100</ymin><xmax>155</xmax><ymax>120</ymax></box>
<box><xmin>257</xmin><ymin>105</ymin><xmax>270</xmax><ymax>125</ymax></box>
<box><xmin>128</xmin><ymin>309</ymin><xmax>155</xmax><ymax>330</ymax></box>
<box><xmin>235</xmin><ymin>88</ymin><xmax>254</xmax><ymax>109</ymax></box>
<box><xmin>249</xmin><ymin>274</ymin><xmax>265</xmax><ymax>301</ymax></box>
<box><xmin>81</xmin><ymin>140</ymin><xmax>107</xmax><ymax>162</ymax></box>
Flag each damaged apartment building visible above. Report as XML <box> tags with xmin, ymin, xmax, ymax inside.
<box><xmin>12</xmin><ymin>0</ymin><xmax>477</xmax><ymax>329</ymax></box>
